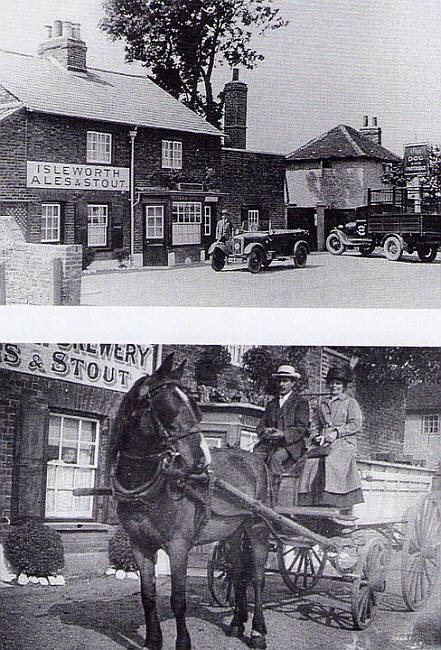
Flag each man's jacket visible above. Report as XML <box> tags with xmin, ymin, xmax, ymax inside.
<box><xmin>256</xmin><ymin>392</ymin><xmax>310</xmax><ymax>460</ymax></box>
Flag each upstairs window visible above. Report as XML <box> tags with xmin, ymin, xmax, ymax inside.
<box><xmin>162</xmin><ymin>140</ymin><xmax>182</xmax><ymax>169</ymax></box>
<box><xmin>41</xmin><ymin>203</ymin><xmax>60</xmax><ymax>242</ymax></box>
<box><xmin>87</xmin><ymin>131</ymin><xmax>112</xmax><ymax>163</ymax></box>
<box><xmin>422</xmin><ymin>414</ymin><xmax>439</xmax><ymax>435</ymax></box>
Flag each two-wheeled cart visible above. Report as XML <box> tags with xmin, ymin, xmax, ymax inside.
<box><xmin>206</xmin><ymin>476</ymin><xmax>441</xmax><ymax>630</ymax></box>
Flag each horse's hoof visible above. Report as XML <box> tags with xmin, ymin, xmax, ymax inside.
<box><xmin>249</xmin><ymin>634</ymin><xmax>267</xmax><ymax>649</ymax></box>
<box><xmin>226</xmin><ymin>624</ymin><xmax>244</xmax><ymax>638</ymax></box>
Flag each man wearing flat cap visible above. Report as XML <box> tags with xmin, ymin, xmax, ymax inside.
<box><xmin>216</xmin><ymin>209</ymin><xmax>233</xmax><ymax>242</ymax></box>
<box><xmin>254</xmin><ymin>364</ymin><xmax>309</xmax><ymax>502</ymax></box>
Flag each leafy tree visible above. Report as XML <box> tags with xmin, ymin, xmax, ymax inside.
<box><xmin>194</xmin><ymin>345</ymin><xmax>231</xmax><ymax>387</ymax></box>
<box><xmin>100</xmin><ymin>0</ymin><xmax>287</xmax><ymax>126</ymax></box>
<box><xmin>383</xmin><ymin>144</ymin><xmax>441</xmax><ymax>197</ymax></box>
<box><xmin>242</xmin><ymin>346</ymin><xmax>308</xmax><ymax>394</ymax></box>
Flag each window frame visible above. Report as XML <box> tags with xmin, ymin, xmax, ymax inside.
<box><xmin>422</xmin><ymin>414</ymin><xmax>440</xmax><ymax>435</ymax></box>
<box><xmin>87</xmin><ymin>204</ymin><xmax>109</xmax><ymax>248</ymax></box>
<box><xmin>172</xmin><ymin>201</ymin><xmax>202</xmax><ymax>245</ymax></box>
<box><xmin>86</xmin><ymin>131</ymin><xmax>112</xmax><ymax>164</ymax></box>
<box><xmin>145</xmin><ymin>205</ymin><xmax>165</xmax><ymax>240</ymax></box>
<box><xmin>248</xmin><ymin>209</ymin><xmax>259</xmax><ymax>228</ymax></box>
<box><xmin>41</xmin><ymin>203</ymin><xmax>61</xmax><ymax>243</ymax></box>
<box><xmin>204</xmin><ymin>205</ymin><xmax>212</xmax><ymax>236</ymax></box>
<box><xmin>162</xmin><ymin>140</ymin><xmax>183</xmax><ymax>170</ymax></box>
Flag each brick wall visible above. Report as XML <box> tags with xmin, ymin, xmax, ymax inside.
<box><xmin>221</xmin><ymin>148</ymin><xmax>286</xmax><ymax>229</ymax></box>
<box><xmin>0</xmin><ymin>369</ymin><xmax>123</xmax><ymax>542</ymax></box>
<box><xmin>0</xmin><ymin>216</ymin><xmax>82</xmax><ymax>305</ymax></box>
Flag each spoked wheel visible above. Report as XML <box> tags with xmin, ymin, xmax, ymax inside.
<box><xmin>359</xmin><ymin>243</ymin><xmax>375</xmax><ymax>256</ymax></box>
<box><xmin>247</xmin><ymin>248</ymin><xmax>264</xmax><ymax>273</ymax></box>
<box><xmin>326</xmin><ymin>233</ymin><xmax>345</xmax><ymax>255</ymax></box>
<box><xmin>351</xmin><ymin>535</ymin><xmax>388</xmax><ymax>630</ymax></box>
<box><xmin>383</xmin><ymin>235</ymin><xmax>403</xmax><ymax>261</ymax></box>
<box><xmin>276</xmin><ymin>542</ymin><xmax>328</xmax><ymax>594</ymax></box>
<box><xmin>211</xmin><ymin>249</ymin><xmax>226</xmax><ymax>271</ymax></box>
<box><xmin>401</xmin><ymin>495</ymin><xmax>441</xmax><ymax>611</ymax></box>
<box><xmin>417</xmin><ymin>245</ymin><xmax>438</xmax><ymax>262</ymax></box>
<box><xmin>293</xmin><ymin>243</ymin><xmax>308</xmax><ymax>268</ymax></box>
<box><xmin>207</xmin><ymin>542</ymin><xmax>234</xmax><ymax>606</ymax></box>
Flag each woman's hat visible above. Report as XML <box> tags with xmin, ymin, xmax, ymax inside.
<box><xmin>326</xmin><ymin>366</ymin><xmax>352</xmax><ymax>383</ymax></box>
<box><xmin>272</xmin><ymin>364</ymin><xmax>301</xmax><ymax>379</ymax></box>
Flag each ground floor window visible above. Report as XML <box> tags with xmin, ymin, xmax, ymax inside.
<box><xmin>172</xmin><ymin>201</ymin><xmax>202</xmax><ymax>245</ymax></box>
<box><xmin>204</xmin><ymin>205</ymin><xmax>212</xmax><ymax>236</ymax></box>
<box><xmin>248</xmin><ymin>209</ymin><xmax>259</xmax><ymax>229</ymax></box>
<box><xmin>41</xmin><ymin>203</ymin><xmax>61</xmax><ymax>242</ymax></box>
<box><xmin>45</xmin><ymin>414</ymin><xmax>99</xmax><ymax>519</ymax></box>
<box><xmin>87</xmin><ymin>204</ymin><xmax>108</xmax><ymax>247</ymax></box>
<box><xmin>145</xmin><ymin>205</ymin><xmax>164</xmax><ymax>239</ymax></box>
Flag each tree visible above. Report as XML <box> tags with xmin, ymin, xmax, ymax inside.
<box><xmin>100</xmin><ymin>0</ymin><xmax>287</xmax><ymax>127</ymax></box>
<box><xmin>194</xmin><ymin>345</ymin><xmax>231</xmax><ymax>387</ymax></box>
<box><xmin>242</xmin><ymin>346</ymin><xmax>308</xmax><ymax>394</ymax></box>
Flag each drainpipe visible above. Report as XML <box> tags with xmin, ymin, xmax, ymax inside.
<box><xmin>129</xmin><ymin>127</ymin><xmax>138</xmax><ymax>264</ymax></box>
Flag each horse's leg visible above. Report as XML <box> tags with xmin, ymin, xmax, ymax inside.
<box><xmin>249</xmin><ymin>525</ymin><xmax>270</xmax><ymax>650</ymax></box>
<box><xmin>167</xmin><ymin>538</ymin><xmax>191</xmax><ymax>650</ymax></box>
<box><xmin>226</xmin><ymin>531</ymin><xmax>249</xmax><ymax>638</ymax></box>
<box><xmin>133</xmin><ymin>547</ymin><xmax>163</xmax><ymax>650</ymax></box>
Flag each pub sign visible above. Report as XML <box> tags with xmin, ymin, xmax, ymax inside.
<box><xmin>403</xmin><ymin>143</ymin><xmax>429</xmax><ymax>176</ymax></box>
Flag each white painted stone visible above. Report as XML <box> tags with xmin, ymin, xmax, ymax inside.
<box><xmin>0</xmin><ymin>543</ymin><xmax>14</xmax><ymax>582</ymax></box>
<box><xmin>1</xmin><ymin>573</ymin><xmax>16</xmax><ymax>583</ymax></box>
<box><xmin>53</xmin><ymin>575</ymin><xmax>65</xmax><ymax>586</ymax></box>
<box><xmin>38</xmin><ymin>577</ymin><xmax>49</xmax><ymax>586</ymax></box>
<box><xmin>115</xmin><ymin>569</ymin><xmax>126</xmax><ymax>580</ymax></box>
<box><xmin>48</xmin><ymin>576</ymin><xmax>58</xmax><ymax>586</ymax></box>
<box><xmin>105</xmin><ymin>567</ymin><xmax>116</xmax><ymax>576</ymax></box>
<box><xmin>17</xmin><ymin>573</ymin><xmax>29</xmax><ymax>586</ymax></box>
<box><xmin>28</xmin><ymin>576</ymin><xmax>39</xmax><ymax>584</ymax></box>
<box><xmin>126</xmin><ymin>571</ymin><xmax>139</xmax><ymax>580</ymax></box>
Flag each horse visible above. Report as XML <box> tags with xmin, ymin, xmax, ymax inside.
<box><xmin>109</xmin><ymin>353</ymin><xmax>271</xmax><ymax>650</ymax></box>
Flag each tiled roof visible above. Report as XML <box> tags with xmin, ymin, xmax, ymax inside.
<box><xmin>287</xmin><ymin>124</ymin><xmax>401</xmax><ymax>163</ymax></box>
<box><xmin>0</xmin><ymin>49</ymin><xmax>222</xmax><ymax>137</ymax></box>
<box><xmin>407</xmin><ymin>384</ymin><xmax>441</xmax><ymax>411</ymax></box>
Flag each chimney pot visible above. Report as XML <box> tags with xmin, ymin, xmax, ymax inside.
<box><xmin>62</xmin><ymin>21</ymin><xmax>73</xmax><ymax>38</ymax></box>
<box><xmin>232</xmin><ymin>68</ymin><xmax>239</xmax><ymax>81</ymax></box>
<box><xmin>363</xmin><ymin>115</ymin><xmax>369</xmax><ymax>127</ymax></box>
<box><xmin>53</xmin><ymin>20</ymin><xmax>63</xmax><ymax>37</ymax></box>
<box><xmin>372</xmin><ymin>116</ymin><xmax>378</xmax><ymax>126</ymax></box>
<box><xmin>45</xmin><ymin>25</ymin><xmax>52</xmax><ymax>39</ymax></box>
<box><xmin>72</xmin><ymin>23</ymin><xmax>81</xmax><ymax>40</ymax></box>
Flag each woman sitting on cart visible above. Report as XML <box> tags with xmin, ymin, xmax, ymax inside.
<box><xmin>298</xmin><ymin>366</ymin><xmax>364</xmax><ymax>514</ymax></box>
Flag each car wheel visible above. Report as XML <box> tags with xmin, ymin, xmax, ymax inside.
<box><xmin>326</xmin><ymin>233</ymin><xmax>345</xmax><ymax>255</ymax></box>
<box><xmin>293</xmin><ymin>243</ymin><xmax>308</xmax><ymax>268</ymax></box>
<box><xmin>383</xmin><ymin>235</ymin><xmax>403</xmax><ymax>261</ymax></box>
<box><xmin>417</xmin><ymin>245</ymin><xmax>438</xmax><ymax>262</ymax></box>
<box><xmin>211</xmin><ymin>249</ymin><xmax>225</xmax><ymax>271</ymax></box>
<box><xmin>359</xmin><ymin>243</ymin><xmax>375</xmax><ymax>256</ymax></box>
<box><xmin>247</xmin><ymin>248</ymin><xmax>264</xmax><ymax>273</ymax></box>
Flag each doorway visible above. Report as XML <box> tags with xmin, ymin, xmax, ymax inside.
<box><xmin>143</xmin><ymin>204</ymin><xmax>168</xmax><ymax>266</ymax></box>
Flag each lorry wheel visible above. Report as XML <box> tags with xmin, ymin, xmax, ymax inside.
<box><xmin>293</xmin><ymin>243</ymin><xmax>308</xmax><ymax>268</ymax></box>
<box><xmin>359</xmin><ymin>243</ymin><xmax>375</xmax><ymax>256</ymax></box>
<box><xmin>383</xmin><ymin>235</ymin><xmax>403</xmax><ymax>261</ymax></box>
<box><xmin>247</xmin><ymin>248</ymin><xmax>264</xmax><ymax>273</ymax></box>
<box><xmin>211</xmin><ymin>250</ymin><xmax>226</xmax><ymax>271</ymax></box>
<box><xmin>326</xmin><ymin>233</ymin><xmax>345</xmax><ymax>255</ymax></box>
<box><xmin>417</xmin><ymin>245</ymin><xmax>438</xmax><ymax>262</ymax></box>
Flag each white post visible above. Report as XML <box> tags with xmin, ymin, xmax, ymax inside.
<box><xmin>129</xmin><ymin>127</ymin><xmax>138</xmax><ymax>263</ymax></box>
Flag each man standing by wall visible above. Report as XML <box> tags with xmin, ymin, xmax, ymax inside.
<box><xmin>254</xmin><ymin>364</ymin><xmax>310</xmax><ymax>502</ymax></box>
<box><xmin>215</xmin><ymin>209</ymin><xmax>233</xmax><ymax>241</ymax></box>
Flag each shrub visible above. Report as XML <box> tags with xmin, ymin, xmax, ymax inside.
<box><xmin>4</xmin><ymin>521</ymin><xmax>64</xmax><ymax>577</ymax></box>
<box><xmin>108</xmin><ymin>527</ymin><xmax>138</xmax><ymax>572</ymax></box>
<box><xmin>114</xmin><ymin>248</ymin><xmax>130</xmax><ymax>265</ymax></box>
<box><xmin>82</xmin><ymin>247</ymin><xmax>95</xmax><ymax>270</ymax></box>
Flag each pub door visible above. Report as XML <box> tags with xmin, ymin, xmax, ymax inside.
<box><xmin>143</xmin><ymin>204</ymin><xmax>168</xmax><ymax>266</ymax></box>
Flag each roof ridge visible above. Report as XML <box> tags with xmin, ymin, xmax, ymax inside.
<box><xmin>339</xmin><ymin>124</ymin><xmax>365</xmax><ymax>156</ymax></box>
<box><xmin>0</xmin><ymin>48</ymin><xmax>34</xmax><ymax>58</ymax></box>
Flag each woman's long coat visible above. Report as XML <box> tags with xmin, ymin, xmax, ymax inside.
<box><xmin>299</xmin><ymin>393</ymin><xmax>362</xmax><ymax>495</ymax></box>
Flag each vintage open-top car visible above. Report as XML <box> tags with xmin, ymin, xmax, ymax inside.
<box><xmin>208</xmin><ymin>224</ymin><xmax>310</xmax><ymax>273</ymax></box>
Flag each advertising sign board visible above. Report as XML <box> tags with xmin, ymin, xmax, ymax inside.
<box><xmin>403</xmin><ymin>143</ymin><xmax>429</xmax><ymax>175</ymax></box>
<box><xmin>27</xmin><ymin>161</ymin><xmax>130</xmax><ymax>191</ymax></box>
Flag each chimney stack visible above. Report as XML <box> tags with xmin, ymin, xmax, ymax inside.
<box><xmin>223</xmin><ymin>69</ymin><xmax>248</xmax><ymax>149</ymax></box>
<box><xmin>359</xmin><ymin>116</ymin><xmax>382</xmax><ymax>145</ymax></box>
<box><xmin>38</xmin><ymin>20</ymin><xmax>87</xmax><ymax>73</ymax></box>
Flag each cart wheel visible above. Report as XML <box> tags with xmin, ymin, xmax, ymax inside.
<box><xmin>326</xmin><ymin>233</ymin><xmax>345</xmax><ymax>255</ymax></box>
<box><xmin>211</xmin><ymin>249</ymin><xmax>226</xmax><ymax>271</ymax></box>
<box><xmin>359</xmin><ymin>243</ymin><xmax>375</xmax><ymax>256</ymax></box>
<box><xmin>293</xmin><ymin>243</ymin><xmax>308</xmax><ymax>268</ymax></box>
<box><xmin>383</xmin><ymin>235</ymin><xmax>403</xmax><ymax>261</ymax></box>
<box><xmin>276</xmin><ymin>542</ymin><xmax>328</xmax><ymax>594</ymax></box>
<box><xmin>207</xmin><ymin>542</ymin><xmax>234</xmax><ymax>606</ymax></box>
<box><xmin>351</xmin><ymin>536</ymin><xmax>387</xmax><ymax>630</ymax></box>
<box><xmin>417</xmin><ymin>245</ymin><xmax>438</xmax><ymax>262</ymax></box>
<box><xmin>401</xmin><ymin>495</ymin><xmax>441</xmax><ymax>611</ymax></box>
<box><xmin>247</xmin><ymin>248</ymin><xmax>264</xmax><ymax>273</ymax></box>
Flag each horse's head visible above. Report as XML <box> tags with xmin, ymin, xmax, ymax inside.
<box><xmin>116</xmin><ymin>353</ymin><xmax>210</xmax><ymax>474</ymax></box>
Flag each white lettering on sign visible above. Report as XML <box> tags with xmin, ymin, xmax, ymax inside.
<box><xmin>26</xmin><ymin>162</ymin><xmax>130</xmax><ymax>191</ymax></box>
<box><xmin>0</xmin><ymin>343</ymin><xmax>156</xmax><ymax>392</ymax></box>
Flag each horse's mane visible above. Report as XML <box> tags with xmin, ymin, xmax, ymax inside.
<box><xmin>108</xmin><ymin>375</ymin><xmax>148</xmax><ymax>466</ymax></box>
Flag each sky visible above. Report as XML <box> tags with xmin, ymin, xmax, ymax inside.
<box><xmin>1</xmin><ymin>0</ymin><xmax>441</xmax><ymax>156</ymax></box>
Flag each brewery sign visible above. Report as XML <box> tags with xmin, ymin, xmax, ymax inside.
<box><xmin>0</xmin><ymin>343</ymin><xmax>155</xmax><ymax>392</ymax></box>
<box><xmin>27</xmin><ymin>161</ymin><xmax>130</xmax><ymax>191</ymax></box>
<box><xmin>403</xmin><ymin>143</ymin><xmax>429</xmax><ymax>176</ymax></box>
